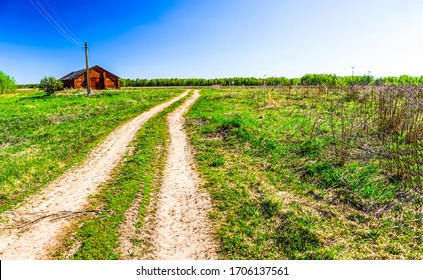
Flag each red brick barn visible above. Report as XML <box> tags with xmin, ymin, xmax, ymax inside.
<box><xmin>60</xmin><ymin>65</ymin><xmax>120</xmax><ymax>89</ymax></box>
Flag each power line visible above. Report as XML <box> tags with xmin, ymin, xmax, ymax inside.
<box><xmin>41</xmin><ymin>0</ymin><xmax>84</xmax><ymax>45</ymax></box>
<box><xmin>31</xmin><ymin>0</ymin><xmax>84</xmax><ymax>46</ymax></box>
<box><xmin>35</xmin><ymin>0</ymin><xmax>84</xmax><ymax>46</ymax></box>
<box><xmin>29</xmin><ymin>0</ymin><xmax>84</xmax><ymax>47</ymax></box>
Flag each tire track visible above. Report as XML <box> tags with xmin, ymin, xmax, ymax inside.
<box><xmin>150</xmin><ymin>90</ymin><xmax>218</xmax><ymax>260</ymax></box>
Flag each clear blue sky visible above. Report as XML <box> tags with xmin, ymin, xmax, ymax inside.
<box><xmin>1</xmin><ymin>0</ymin><xmax>423</xmax><ymax>84</ymax></box>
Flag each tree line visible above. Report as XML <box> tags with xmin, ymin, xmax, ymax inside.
<box><xmin>120</xmin><ymin>74</ymin><xmax>423</xmax><ymax>87</ymax></box>
<box><xmin>3</xmin><ymin>70</ymin><xmax>423</xmax><ymax>95</ymax></box>
<box><xmin>0</xmin><ymin>70</ymin><xmax>64</xmax><ymax>95</ymax></box>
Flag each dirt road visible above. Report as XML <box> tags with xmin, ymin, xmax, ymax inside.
<box><xmin>0</xmin><ymin>90</ymin><xmax>189</xmax><ymax>259</ymax></box>
<box><xmin>150</xmin><ymin>90</ymin><xmax>218</xmax><ymax>260</ymax></box>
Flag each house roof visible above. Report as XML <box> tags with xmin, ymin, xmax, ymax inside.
<box><xmin>59</xmin><ymin>65</ymin><xmax>119</xmax><ymax>81</ymax></box>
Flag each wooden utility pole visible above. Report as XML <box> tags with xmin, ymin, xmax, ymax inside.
<box><xmin>85</xmin><ymin>41</ymin><xmax>91</xmax><ymax>96</ymax></box>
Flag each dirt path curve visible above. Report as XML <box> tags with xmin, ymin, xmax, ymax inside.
<box><xmin>151</xmin><ymin>90</ymin><xmax>218</xmax><ymax>260</ymax></box>
<box><xmin>0</xmin><ymin>90</ymin><xmax>190</xmax><ymax>260</ymax></box>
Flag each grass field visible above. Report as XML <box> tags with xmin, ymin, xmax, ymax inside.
<box><xmin>0</xmin><ymin>89</ymin><xmax>181</xmax><ymax>214</ymax></box>
<box><xmin>0</xmin><ymin>87</ymin><xmax>421</xmax><ymax>260</ymax></box>
<box><xmin>185</xmin><ymin>87</ymin><xmax>422</xmax><ymax>259</ymax></box>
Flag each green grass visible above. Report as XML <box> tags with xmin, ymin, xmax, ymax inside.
<box><xmin>0</xmin><ymin>89</ymin><xmax>182</xmax><ymax>214</ymax></box>
<box><xmin>185</xmin><ymin>88</ymin><xmax>422</xmax><ymax>259</ymax></box>
<box><xmin>54</xmin><ymin>95</ymin><xmax>188</xmax><ymax>260</ymax></box>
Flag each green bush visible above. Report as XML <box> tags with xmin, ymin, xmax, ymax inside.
<box><xmin>0</xmin><ymin>70</ymin><xmax>17</xmax><ymax>94</ymax></box>
<box><xmin>39</xmin><ymin>76</ymin><xmax>63</xmax><ymax>95</ymax></box>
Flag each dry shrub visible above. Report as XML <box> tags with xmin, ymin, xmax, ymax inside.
<box><xmin>376</xmin><ymin>86</ymin><xmax>423</xmax><ymax>143</ymax></box>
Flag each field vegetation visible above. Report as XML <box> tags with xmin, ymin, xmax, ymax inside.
<box><xmin>185</xmin><ymin>86</ymin><xmax>422</xmax><ymax>259</ymax></box>
<box><xmin>0</xmin><ymin>89</ymin><xmax>181</xmax><ymax>214</ymax></box>
<box><xmin>0</xmin><ymin>85</ymin><xmax>421</xmax><ymax>260</ymax></box>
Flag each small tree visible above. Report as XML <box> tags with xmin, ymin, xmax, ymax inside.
<box><xmin>40</xmin><ymin>76</ymin><xmax>63</xmax><ymax>95</ymax></box>
<box><xmin>0</xmin><ymin>70</ymin><xmax>17</xmax><ymax>94</ymax></box>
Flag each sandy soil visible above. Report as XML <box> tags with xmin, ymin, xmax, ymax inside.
<box><xmin>0</xmin><ymin>90</ymin><xmax>189</xmax><ymax>260</ymax></box>
<box><xmin>148</xmin><ymin>90</ymin><xmax>218</xmax><ymax>260</ymax></box>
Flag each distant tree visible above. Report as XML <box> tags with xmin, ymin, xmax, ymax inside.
<box><xmin>0</xmin><ymin>70</ymin><xmax>17</xmax><ymax>94</ymax></box>
<box><xmin>39</xmin><ymin>76</ymin><xmax>63</xmax><ymax>95</ymax></box>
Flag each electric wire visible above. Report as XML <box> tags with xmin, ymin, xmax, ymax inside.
<box><xmin>33</xmin><ymin>0</ymin><xmax>83</xmax><ymax>46</ymax></box>
<box><xmin>29</xmin><ymin>0</ymin><xmax>82</xmax><ymax>46</ymax></box>
<box><xmin>30</xmin><ymin>0</ymin><xmax>83</xmax><ymax>46</ymax></box>
<box><xmin>29</xmin><ymin>0</ymin><xmax>84</xmax><ymax>47</ymax></box>
<box><xmin>41</xmin><ymin>0</ymin><xmax>84</xmax><ymax>45</ymax></box>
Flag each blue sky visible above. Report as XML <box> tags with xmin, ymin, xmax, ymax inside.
<box><xmin>1</xmin><ymin>0</ymin><xmax>423</xmax><ymax>84</ymax></box>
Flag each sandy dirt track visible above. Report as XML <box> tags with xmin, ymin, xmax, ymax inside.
<box><xmin>0</xmin><ymin>90</ymin><xmax>189</xmax><ymax>259</ymax></box>
<box><xmin>151</xmin><ymin>90</ymin><xmax>218</xmax><ymax>260</ymax></box>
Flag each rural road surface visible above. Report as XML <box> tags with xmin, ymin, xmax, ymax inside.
<box><xmin>0</xmin><ymin>90</ymin><xmax>189</xmax><ymax>259</ymax></box>
<box><xmin>151</xmin><ymin>90</ymin><xmax>218</xmax><ymax>260</ymax></box>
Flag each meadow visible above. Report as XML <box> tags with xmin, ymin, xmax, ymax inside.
<box><xmin>185</xmin><ymin>86</ymin><xmax>422</xmax><ymax>259</ymax></box>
